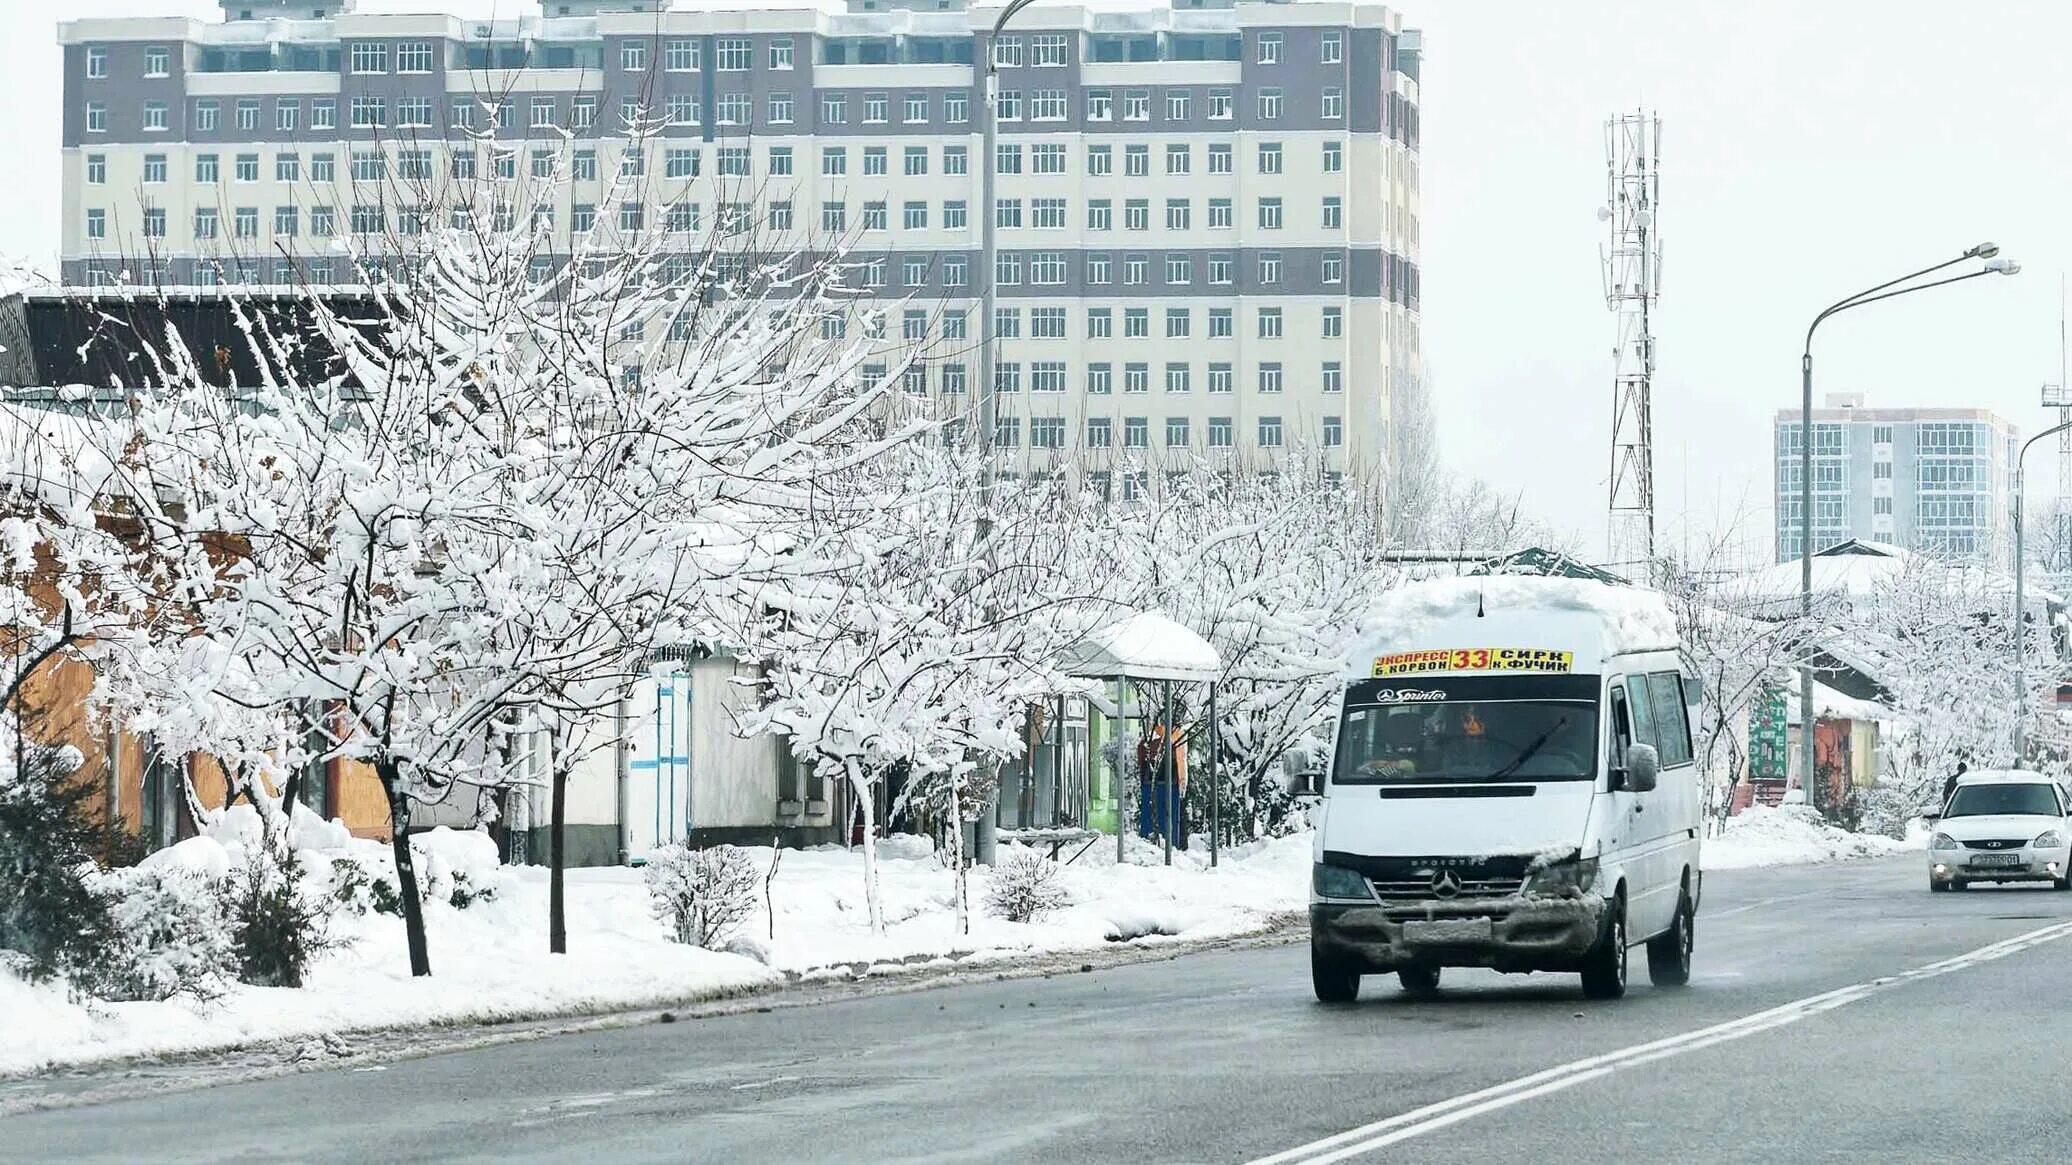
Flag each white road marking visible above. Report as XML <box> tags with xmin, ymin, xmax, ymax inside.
<box><xmin>729</xmin><ymin>1076</ymin><xmax>802</xmax><ymax>1092</ymax></box>
<box><xmin>1247</xmin><ymin>919</ymin><xmax>2072</xmax><ymax>1164</ymax></box>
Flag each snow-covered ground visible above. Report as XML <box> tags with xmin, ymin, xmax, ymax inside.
<box><xmin>4</xmin><ymin>801</ymin><xmax>1931</xmax><ymax>1077</ymax></box>
<box><xmin>1702</xmin><ymin>804</ymin><xmax>1921</xmax><ymax>870</ymax></box>
<box><xmin>0</xmin><ymin>824</ymin><xmax>1309</xmax><ymax>1078</ymax></box>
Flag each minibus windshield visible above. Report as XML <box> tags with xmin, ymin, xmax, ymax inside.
<box><xmin>1333</xmin><ymin>675</ymin><xmax>1599</xmax><ymax>784</ymax></box>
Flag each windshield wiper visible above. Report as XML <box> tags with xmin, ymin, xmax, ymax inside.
<box><xmin>1487</xmin><ymin>717</ymin><xmax>1568</xmax><ymax>780</ymax></box>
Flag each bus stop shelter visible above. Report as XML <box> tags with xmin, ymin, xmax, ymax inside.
<box><xmin>1060</xmin><ymin>612</ymin><xmax>1224</xmax><ymax>866</ymax></box>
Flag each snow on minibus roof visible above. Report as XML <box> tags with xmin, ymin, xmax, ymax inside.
<box><xmin>1351</xmin><ymin>576</ymin><xmax>1678</xmax><ymax>671</ymax></box>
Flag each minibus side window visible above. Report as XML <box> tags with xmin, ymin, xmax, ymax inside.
<box><xmin>1608</xmin><ymin>683</ymin><xmax>1633</xmax><ymax>781</ymax></box>
<box><xmin>1626</xmin><ymin>672</ymin><xmax>1660</xmax><ymax>757</ymax></box>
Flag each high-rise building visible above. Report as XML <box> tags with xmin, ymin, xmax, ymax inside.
<box><xmin>56</xmin><ymin>0</ymin><xmax>1422</xmax><ymax>489</ymax></box>
<box><xmin>1773</xmin><ymin>394</ymin><xmax>2019</xmax><ymax>565</ymax></box>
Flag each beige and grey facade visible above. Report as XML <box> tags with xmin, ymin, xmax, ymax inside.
<box><xmin>57</xmin><ymin>0</ymin><xmax>1423</xmax><ymax>484</ymax></box>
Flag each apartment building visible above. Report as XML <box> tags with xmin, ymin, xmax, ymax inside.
<box><xmin>1773</xmin><ymin>394</ymin><xmax>2019</xmax><ymax>566</ymax></box>
<box><xmin>57</xmin><ymin>0</ymin><xmax>1423</xmax><ymax>486</ymax></box>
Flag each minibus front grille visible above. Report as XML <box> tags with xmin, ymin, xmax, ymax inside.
<box><xmin>1368</xmin><ymin>876</ymin><xmax>1526</xmax><ymax>902</ymax></box>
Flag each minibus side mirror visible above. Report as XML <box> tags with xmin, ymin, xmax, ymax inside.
<box><xmin>1290</xmin><ymin>769</ymin><xmax>1324</xmax><ymax>801</ymax></box>
<box><xmin>1617</xmin><ymin>744</ymin><xmax>1660</xmax><ymax>793</ymax></box>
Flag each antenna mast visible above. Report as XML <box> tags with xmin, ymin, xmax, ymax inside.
<box><xmin>1603</xmin><ymin>111</ymin><xmax>1662</xmax><ymax>582</ymax></box>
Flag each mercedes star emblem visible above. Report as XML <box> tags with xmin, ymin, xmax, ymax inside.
<box><xmin>1430</xmin><ymin>869</ymin><xmax>1462</xmax><ymax>898</ymax></box>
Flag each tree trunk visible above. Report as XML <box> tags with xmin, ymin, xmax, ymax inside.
<box><xmin>847</xmin><ymin>759</ymin><xmax>885</xmax><ymax>935</ymax></box>
<box><xmin>549</xmin><ymin>760</ymin><xmax>568</xmax><ymax>955</ymax></box>
<box><xmin>948</xmin><ymin>771</ymin><xmax>968</xmax><ymax>936</ymax></box>
<box><xmin>377</xmin><ymin>760</ymin><xmax>432</xmax><ymax>977</ymax></box>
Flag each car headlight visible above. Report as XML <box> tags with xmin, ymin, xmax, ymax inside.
<box><xmin>1523</xmin><ymin>857</ymin><xmax>1600</xmax><ymax>897</ymax></box>
<box><xmin>2035</xmin><ymin>831</ymin><xmax>2066</xmax><ymax>849</ymax></box>
<box><xmin>1312</xmin><ymin>862</ymin><xmax>1371</xmax><ymax>900</ymax></box>
<box><xmin>1931</xmin><ymin>832</ymin><xmax>1964</xmax><ymax>851</ymax></box>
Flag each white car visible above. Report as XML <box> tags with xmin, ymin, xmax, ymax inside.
<box><xmin>1928</xmin><ymin>771</ymin><xmax>2072</xmax><ymax>892</ymax></box>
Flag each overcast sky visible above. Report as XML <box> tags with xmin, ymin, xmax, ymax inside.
<box><xmin>6</xmin><ymin>0</ymin><xmax>2070</xmax><ymax>564</ymax></box>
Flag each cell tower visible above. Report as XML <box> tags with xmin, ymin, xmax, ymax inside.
<box><xmin>1602</xmin><ymin>112</ymin><xmax>1662</xmax><ymax>581</ymax></box>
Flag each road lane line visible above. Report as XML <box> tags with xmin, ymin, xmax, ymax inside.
<box><xmin>1247</xmin><ymin>919</ymin><xmax>2072</xmax><ymax>1164</ymax></box>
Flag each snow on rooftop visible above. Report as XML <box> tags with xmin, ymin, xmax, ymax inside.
<box><xmin>1355</xmin><ymin>575</ymin><xmax>1679</xmax><ymax>661</ymax></box>
<box><xmin>1062</xmin><ymin>610</ymin><xmax>1222</xmax><ymax>682</ymax></box>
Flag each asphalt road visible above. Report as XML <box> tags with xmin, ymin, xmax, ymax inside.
<box><xmin>9</xmin><ymin>854</ymin><xmax>2072</xmax><ymax>1164</ymax></box>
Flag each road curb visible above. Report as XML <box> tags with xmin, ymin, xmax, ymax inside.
<box><xmin>0</xmin><ymin>913</ymin><xmax>1306</xmax><ymax>1114</ymax></box>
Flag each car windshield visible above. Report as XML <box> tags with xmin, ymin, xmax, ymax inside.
<box><xmin>1333</xmin><ymin>675</ymin><xmax>1599</xmax><ymax>784</ymax></box>
<box><xmin>1945</xmin><ymin>783</ymin><xmax>2063</xmax><ymax>819</ymax></box>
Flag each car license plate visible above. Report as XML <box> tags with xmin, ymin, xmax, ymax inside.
<box><xmin>1403</xmin><ymin>918</ymin><xmax>1494</xmax><ymax>944</ymax></box>
<box><xmin>1969</xmin><ymin>853</ymin><xmax>2022</xmax><ymax>868</ymax></box>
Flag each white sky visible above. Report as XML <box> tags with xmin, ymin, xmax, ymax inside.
<box><xmin>6</xmin><ymin>0</ymin><xmax>2071</xmax><ymax>563</ymax></box>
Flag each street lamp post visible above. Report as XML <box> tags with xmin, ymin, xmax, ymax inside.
<box><xmin>1798</xmin><ymin>244</ymin><xmax>2017</xmax><ymax>811</ymax></box>
<box><xmin>2013</xmin><ymin>418</ymin><xmax>2072</xmax><ymax>761</ymax></box>
<box><xmin>973</xmin><ymin>0</ymin><xmax>1039</xmax><ymax>865</ymax></box>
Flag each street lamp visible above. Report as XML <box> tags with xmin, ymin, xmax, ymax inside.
<box><xmin>972</xmin><ymin>0</ymin><xmax>1040</xmax><ymax>864</ymax></box>
<box><xmin>1797</xmin><ymin>242</ymin><xmax>2017</xmax><ymax>811</ymax></box>
<box><xmin>2013</xmin><ymin>419</ymin><xmax>2072</xmax><ymax>760</ymax></box>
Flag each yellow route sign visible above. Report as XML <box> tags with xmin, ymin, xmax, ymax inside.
<box><xmin>1372</xmin><ymin>648</ymin><xmax>1574</xmax><ymax>677</ymax></box>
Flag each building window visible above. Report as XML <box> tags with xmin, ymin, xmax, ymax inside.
<box><xmin>1258</xmin><ymin>364</ymin><xmax>1284</xmax><ymax>394</ymax></box>
<box><xmin>1124</xmin><ymin>417</ymin><xmax>1150</xmax><ymax>448</ymax></box>
<box><xmin>194</xmin><ymin>99</ymin><xmax>218</xmax><ymax>131</ymax></box>
<box><xmin>397</xmin><ymin>41</ymin><xmax>434</xmax><ymax>73</ymax></box>
<box><xmin>1259</xmin><ymin>416</ymin><xmax>1283</xmax><ymax>447</ymax></box>
<box><xmin>312</xmin><ymin>153</ymin><xmax>336</xmax><ymax>181</ymax></box>
<box><xmin>1208</xmin><ymin>199</ymin><xmax>1233</xmax><ymax>229</ymax></box>
<box><xmin>1208</xmin><ymin>363</ymin><xmax>1233</xmax><ymax>394</ymax></box>
<box><xmin>903</xmin><ymin>92</ymin><xmax>929</xmax><ymax>123</ymax></box>
<box><xmin>273</xmin><ymin>206</ymin><xmax>299</xmax><ymax>237</ymax></box>
<box><xmin>1166</xmin><ymin>144</ymin><xmax>1191</xmax><ymax>176</ymax></box>
<box><xmin>1165</xmin><ymin>255</ymin><xmax>1192</xmax><ymax>284</ymax></box>
<box><xmin>717</xmin><ymin>93</ymin><xmax>751</xmax><ymax>125</ymax></box>
<box><xmin>233</xmin><ymin>206</ymin><xmax>258</xmax><ymax>239</ymax></box>
<box><xmin>944</xmin><ymin>200</ymin><xmax>967</xmax><ymax>229</ymax></box>
<box><xmin>1873</xmin><ymin>425</ymin><xmax>1895</xmax><ymax>445</ymax></box>
<box><xmin>1322</xmin><ymin>87</ymin><xmax>1344</xmax><ymax>120</ymax></box>
<box><xmin>84</xmin><ymin>208</ymin><xmax>105</xmax><ymax>240</ymax></box>
<box><xmin>142</xmin><ymin>206</ymin><xmax>166</xmax><ymax>238</ymax></box>
<box><xmin>1033</xmin><ymin>198</ymin><xmax>1066</xmax><ymax>229</ymax></box>
<box><xmin>1087</xmin><ymin>90</ymin><xmax>1113</xmax><ymax>121</ymax></box>
<box><xmin>621</xmin><ymin>40</ymin><xmax>647</xmax><ymax>71</ymax></box>
<box><xmin>1165</xmin><ymin>90</ymin><xmax>1191</xmax><ymax>121</ymax></box>
<box><xmin>1088</xmin><ymin>417</ymin><xmax>1113</xmax><ymax>445</ymax></box>
<box><xmin>350</xmin><ymin>96</ymin><xmax>384</xmax><ymax>128</ymax></box>
<box><xmin>1208</xmin><ymin>307</ymin><xmax>1233</xmax><ymax>338</ymax></box>
<box><xmin>865</xmin><ymin>93</ymin><xmax>889</xmax><ymax>124</ymax></box>
<box><xmin>1165</xmin><ymin>364</ymin><xmax>1191</xmax><ymax>394</ymax></box>
<box><xmin>1033</xmin><ymin>33</ymin><xmax>1068</xmax><ymax>66</ymax></box>
<box><xmin>1207</xmin><ymin>417</ymin><xmax>1233</xmax><ymax>448</ymax></box>
<box><xmin>821</xmin><ymin>93</ymin><xmax>846</xmax><ymax>125</ymax></box>
<box><xmin>1088</xmin><ymin>145</ymin><xmax>1113</xmax><ymax>176</ymax></box>
<box><xmin>940</xmin><ymin>364</ymin><xmax>968</xmax><ymax>394</ymax></box>
<box><xmin>353</xmin><ymin>205</ymin><xmax>389</xmax><ymax>235</ymax></box>
<box><xmin>992</xmin><ymin>35</ymin><xmax>1023</xmax><ymax>67</ymax></box>
<box><xmin>85</xmin><ymin>154</ymin><xmax>106</xmax><ymax>185</ymax></box>
<box><xmin>1323</xmin><ymin>307</ymin><xmax>1344</xmax><ymax>337</ymax></box>
<box><xmin>312</xmin><ymin>98</ymin><xmax>336</xmax><ymax>130</ymax></box>
<box><xmin>1087</xmin><ymin>254</ymin><xmax>1111</xmax><ymax>284</ymax></box>
<box><xmin>995</xmin><ymin>360</ymin><xmax>1021</xmax><ymax>392</ymax></box>
<box><xmin>1123</xmin><ymin>90</ymin><xmax>1150</xmax><ymax>121</ymax></box>
<box><xmin>85</xmin><ymin>102</ymin><xmax>107</xmax><ymax>133</ymax></box>
<box><xmin>1165</xmin><ymin>416</ymin><xmax>1192</xmax><ymax>447</ymax></box>
<box><xmin>86</xmin><ymin>47</ymin><xmax>107</xmax><ymax>79</ymax></box>
<box><xmin>1258</xmin><ymin>88</ymin><xmax>1283</xmax><ymax>120</ymax></box>
<box><xmin>944</xmin><ymin>145</ymin><xmax>969</xmax><ymax>175</ymax></box>
<box><xmin>397</xmin><ymin>97</ymin><xmax>432</xmax><ymax>127</ymax></box>
<box><xmin>1166</xmin><ymin>199</ymin><xmax>1191</xmax><ymax>231</ymax></box>
<box><xmin>195</xmin><ymin>153</ymin><xmax>220</xmax><ymax>183</ymax></box>
<box><xmin>1032</xmin><ymin>417</ymin><xmax>1066</xmax><ymax>449</ymax></box>
<box><xmin>1208</xmin><ymin>89</ymin><xmax>1233</xmax><ymax>120</ymax></box>
<box><xmin>1322</xmin><ymin>197</ymin><xmax>1343</xmax><ymax>230</ymax></box>
<box><xmin>1124</xmin><ymin>200</ymin><xmax>1149</xmax><ymax>231</ymax></box>
<box><xmin>769</xmin><ymin>146</ymin><xmax>794</xmax><ymax>176</ymax></box>
<box><xmin>1124</xmin><ymin>365</ymin><xmax>1150</xmax><ymax>394</ymax></box>
<box><xmin>1032</xmin><ymin>362</ymin><xmax>1067</xmax><ymax>392</ymax></box>
<box><xmin>945</xmin><ymin>255</ymin><xmax>968</xmax><ymax>286</ymax></box>
<box><xmin>1257</xmin><ymin>32</ymin><xmax>1282</xmax><ymax>64</ymax></box>
<box><xmin>1323</xmin><ymin>416</ymin><xmax>1343</xmax><ymax>448</ymax></box>
<box><xmin>863</xmin><ymin>201</ymin><xmax>888</xmax><ymax>231</ymax></box>
<box><xmin>1087</xmin><ymin>367</ymin><xmax>1113</xmax><ymax>397</ymax></box>
<box><xmin>1259</xmin><ymin>252</ymin><xmax>1283</xmax><ymax>286</ymax></box>
<box><xmin>946</xmin><ymin>92</ymin><xmax>968</xmax><ymax>123</ymax></box>
<box><xmin>1259</xmin><ymin>308</ymin><xmax>1284</xmax><ymax>339</ymax></box>
<box><xmin>996</xmin><ymin>198</ymin><xmax>1023</xmax><ymax>229</ymax></box>
<box><xmin>235</xmin><ymin>153</ymin><xmax>258</xmax><ymax>182</ymax></box>
<box><xmin>1322</xmin><ymin>362</ymin><xmax>1343</xmax><ymax>393</ymax></box>
<box><xmin>1124</xmin><ymin>306</ymin><xmax>1149</xmax><ymax>336</ymax></box>
<box><xmin>1031</xmin><ymin>90</ymin><xmax>1068</xmax><ymax>121</ymax></box>
<box><xmin>1259</xmin><ymin>199</ymin><xmax>1284</xmax><ymax>230</ymax></box>
<box><xmin>770</xmin><ymin>38</ymin><xmax>794</xmax><ymax>69</ymax></box>
<box><xmin>1031</xmin><ymin>252</ymin><xmax>1067</xmax><ymax>285</ymax></box>
<box><xmin>350</xmin><ymin>42</ymin><xmax>388</xmax><ymax>73</ymax></box>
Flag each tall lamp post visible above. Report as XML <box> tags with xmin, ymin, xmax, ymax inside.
<box><xmin>973</xmin><ymin>0</ymin><xmax>1039</xmax><ymax>864</ymax></box>
<box><xmin>1798</xmin><ymin>244</ymin><xmax>2018</xmax><ymax>810</ymax></box>
<box><xmin>2013</xmin><ymin>413</ymin><xmax>2072</xmax><ymax>760</ymax></box>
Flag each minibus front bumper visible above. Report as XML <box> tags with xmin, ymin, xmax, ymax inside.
<box><xmin>1310</xmin><ymin>894</ymin><xmax>1609</xmax><ymax>973</ymax></box>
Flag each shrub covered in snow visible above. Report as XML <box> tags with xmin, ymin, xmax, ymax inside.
<box><xmin>0</xmin><ymin>742</ymin><xmax>115</xmax><ymax>982</ymax></box>
<box><xmin>227</xmin><ymin>847</ymin><xmax>339</xmax><ymax>989</ymax></box>
<box><xmin>77</xmin><ymin>865</ymin><xmax>232</xmax><ymax>1002</ymax></box>
<box><xmin>984</xmin><ymin>848</ymin><xmax>1068</xmax><ymax>924</ymax></box>
<box><xmin>643</xmin><ymin>843</ymin><xmax>758</xmax><ymax>949</ymax></box>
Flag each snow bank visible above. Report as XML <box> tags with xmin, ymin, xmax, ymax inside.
<box><xmin>1355</xmin><ymin>576</ymin><xmax>1678</xmax><ymax>663</ymax></box>
<box><xmin>1704</xmin><ymin>805</ymin><xmax>1917</xmax><ymax>871</ymax></box>
<box><xmin>0</xmin><ymin>830</ymin><xmax>1311</xmax><ymax>1077</ymax></box>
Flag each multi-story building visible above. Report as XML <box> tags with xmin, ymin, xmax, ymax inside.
<box><xmin>1773</xmin><ymin>394</ymin><xmax>2019</xmax><ymax>565</ymax></box>
<box><xmin>57</xmin><ymin>0</ymin><xmax>1422</xmax><ymax>488</ymax></box>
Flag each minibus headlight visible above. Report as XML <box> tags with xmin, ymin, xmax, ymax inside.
<box><xmin>2035</xmin><ymin>830</ymin><xmax>2065</xmax><ymax>850</ymax></box>
<box><xmin>1523</xmin><ymin>857</ymin><xmax>1600</xmax><ymax>897</ymax></box>
<box><xmin>1312</xmin><ymin>862</ymin><xmax>1371</xmax><ymax>900</ymax></box>
<box><xmin>1930</xmin><ymin>832</ymin><xmax>1964</xmax><ymax>851</ymax></box>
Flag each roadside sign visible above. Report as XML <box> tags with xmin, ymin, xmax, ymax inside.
<box><xmin>1748</xmin><ymin>683</ymin><xmax>1789</xmax><ymax>780</ymax></box>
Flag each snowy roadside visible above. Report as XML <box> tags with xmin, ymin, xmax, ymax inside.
<box><xmin>0</xmin><ymin>825</ymin><xmax>1310</xmax><ymax>1080</ymax></box>
<box><xmin>1702</xmin><ymin>804</ymin><xmax>1921</xmax><ymax>871</ymax></box>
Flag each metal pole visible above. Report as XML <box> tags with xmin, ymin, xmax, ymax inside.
<box><xmin>1799</xmin><ymin>352</ymin><xmax>1817</xmax><ymax>812</ymax></box>
<box><xmin>1208</xmin><ymin>682</ymin><xmax>1219</xmax><ymax>868</ymax></box>
<box><xmin>2014</xmin><ymin>421</ymin><xmax>2072</xmax><ymax>761</ymax></box>
<box><xmin>1051</xmin><ymin>693</ymin><xmax>1065</xmax><ymax>827</ymax></box>
<box><xmin>1160</xmin><ymin>681</ymin><xmax>1174</xmax><ymax>867</ymax></box>
<box><xmin>1116</xmin><ymin>676</ymin><xmax>1126</xmax><ymax>864</ymax></box>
